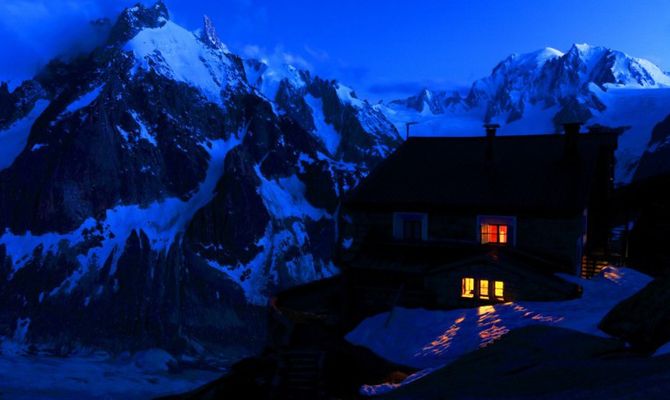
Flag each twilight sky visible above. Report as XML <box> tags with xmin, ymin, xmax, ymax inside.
<box><xmin>1</xmin><ymin>0</ymin><xmax>669</xmax><ymax>99</ymax></box>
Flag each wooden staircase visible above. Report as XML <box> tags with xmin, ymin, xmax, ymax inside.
<box><xmin>279</xmin><ymin>349</ymin><xmax>325</xmax><ymax>399</ymax></box>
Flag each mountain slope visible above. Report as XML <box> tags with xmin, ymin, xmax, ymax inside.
<box><xmin>0</xmin><ymin>1</ymin><xmax>400</xmax><ymax>357</ymax></box>
<box><xmin>385</xmin><ymin>44</ymin><xmax>670</xmax><ymax>183</ymax></box>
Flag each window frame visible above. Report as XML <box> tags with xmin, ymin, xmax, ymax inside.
<box><xmin>461</xmin><ymin>277</ymin><xmax>475</xmax><ymax>298</ymax></box>
<box><xmin>494</xmin><ymin>281</ymin><xmax>504</xmax><ymax>301</ymax></box>
<box><xmin>460</xmin><ymin>277</ymin><xmax>506</xmax><ymax>302</ymax></box>
<box><xmin>393</xmin><ymin>212</ymin><xmax>428</xmax><ymax>241</ymax></box>
<box><xmin>476</xmin><ymin>215</ymin><xmax>517</xmax><ymax>246</ymax></box>
<box><xmin>480</xmin><ymin>223</ymin><xmax>510</xmax><ymax>244</ymax></box>
<box><xmin>479</xmin><ymin>280</ymin><xmax>490</xmax><ymax>300</ymax></box>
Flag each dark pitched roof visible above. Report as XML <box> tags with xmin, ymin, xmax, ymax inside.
<box><xmin>345</xmin><ymin>132</ymin><xmax>618</xmax><ymax>215</ymax></box>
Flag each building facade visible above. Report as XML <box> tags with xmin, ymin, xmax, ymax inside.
<box><xmin>338</xmin><ymin>124</ymin><xmax>618</xmax><ymax>310</ymax></box>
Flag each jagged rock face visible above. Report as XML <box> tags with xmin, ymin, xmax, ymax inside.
<box><xmin>389</xmin><ymin>89</ymin><xmax>461</xmax><ymax>115</ymax></box>
<box><xmin>0</xmin><ymin>81</ymin><xmax>45</xmax><ymax>129</ymax></box>
<box><xmin>257</xmin><ymin>65</ymin><xmax>400</xmax><ymax>164</ymax></box>
<box><xmin>634</xmin><ymin>113</ymin><xmax>670</xmax><ymax>181</ymax></box>
<box><xmin>106</xmin><ymin>1</ymin><xmax>170</xmax><ymax>45</ymax></box>
<box><xmin>0</xmin><ymin>1</ymin><xmax>401</xmax><ymax>356</ymax></box>
<box><xmin>201</xmin><ymin>15</ymin><xmax>225</xmax><ymax>50</ymax></box>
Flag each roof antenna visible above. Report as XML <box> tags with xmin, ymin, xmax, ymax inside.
<box><xmin>405</xmin><ymin>121</ymin><xmax>419</xmax><ymax>140</ymax></box>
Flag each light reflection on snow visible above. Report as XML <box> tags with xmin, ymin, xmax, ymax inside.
<box><xmin>511</xmin><ymin>304</ymin><xmax>564</xmax><ymax>323</ymax></box>
<box><xmin>476</xmin><ymin>305</ymin><xmax>509</xmax><ymax>348</ymax></box>
<box><xmin>416</xmin><ymin>315</ymin><xmax>465</xmax><ymax>357</ymax></box>
<box><xmin>347</xmin><ymin>266</ymin><xmax>652</xmax><ymax>396</ymax></box>
<box><xmin>603</xmin><ymin>266</ymin><xmax>622</xmax><ymax>283</ymax></box>
<box><xmin>415</xmin><ymin>303</ymin><xmax>567</xmax><ymax>359</ymax></box>
<box><xmin>347</xmin><ymin>267</ymin><xmax>651</xmax><ymax>371</ymax></box>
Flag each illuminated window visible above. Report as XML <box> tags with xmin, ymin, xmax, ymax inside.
<box><xmin>498</xmin><ymin>225</ymin><xmax>508</xmax><ymax>244</ymax></box>
<box><xmin>479</xmin><ymin>280</ymin><xmax>490</xmax><ymax>300</ymax></box>
<box><xmin>494</xmin><ymin>281</ymin><xmax>504</xmax><ymax>300</ymax></box>
<box><xmin>461</xmin><ymin>277</ymin><xmax>475</xmax><ymax>298</ymax></box>
<box><xmin>481</xmin><ymin>224</ymin><xmax>508</xmax><ymax>244</ymax></box>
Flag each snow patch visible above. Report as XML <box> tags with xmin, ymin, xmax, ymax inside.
<box><xmin>304</xmin><ymin>94</ymin><xmax>341</xmax><ymax>155</ymax></box>
<box><xmin>130</xmin><ymin>110</ymin><xmax>157</xmax><ymax>146</ymax></box>
<box><xmin>336</xmin><ymin>83</ymin><xmax>365</xmax><ymax>108</ymax></box>
<box><xmin>654</xmin><ymin>341</ymin><xmax>670</xmax><ymax>356</ymax></box>
<box><xmin>255</xmin><ymin>167</ymin><xmax>330</xmax><ymax>221</ymax></box>
<box><xmin>207</xmin><ymin>223</ymin><xmax>338</xmax><ymax>305</ymax></box>
<box><xmin>0</xmin><ymin>100</ymin><xmax>49</xmax><ymax>171</ymax></box>
<box><xmin>133</xmin><ymin>349</ymin><xmax>177</xmax><ymax>373</ymax></box>
<box><xmin>30</xmin><ymin>143</ymin><xmax>47</xmax><ymax>152</ymax></box>
<box><xmin>65</xmin><ymin>85</ymin><xmax>104</xmax><ymax>114</ymax></box>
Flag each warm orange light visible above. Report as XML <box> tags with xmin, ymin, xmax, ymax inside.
<box><xmin>498</xmin><ymin>225</ymin><xmax>507</xmax><ymax>244</ymax></box>
<box><xmin>477</xmin><ymin>305</ymin><xmax>495</xmax><ymax>316</ymax></box>
<box><xmin>479</xmin><ymin>280</ymin><xmax>489</xmax><ymax>300</ymax></box>
<box><xmin>480</xmin><ymin>224</ymin><xmax>497</xmax><ymax>244</ymax></box>
<box><xmin>494</xmin><ymin>281</ymin><xmax>504</xmax><ymax>300</ymax></box>
<box><xmin>481</xmin><ymin>224</ymin><xmax>508</xmax><ymax>244</ymax></box>
<box><xmin>461</xmin><ymin>277</ymin><xmax>475</xmax><ymax>298</ymax></box>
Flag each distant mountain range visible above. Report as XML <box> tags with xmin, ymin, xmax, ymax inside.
<box><xmin>382</xmin><ymin>44</ymin><xmax>670</xmax><ymax>183</ymax></box>
<box><xmin>1</xmin><ymin>0</ymin><xmax>670</xmax><ymax>360</ymax></box>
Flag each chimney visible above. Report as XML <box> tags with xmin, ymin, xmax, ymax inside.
<box><xmin>484</xmin><ymin>123</ymin><xmax>500</xmax><ymax>138</ymax></box>
<box><xmin>405</xmin><ymin>121</ymin><xmax>418</xmax><ymax>139</ymax></box>
<box><xmin>563</xmin><ymin>122</ymin><xmax>582</xmax><ymax>160</ymax></box>
<box><xmin>484</xmin><ymin>123</ymin><xmax>500</xmax><ymax>161</ymax></box>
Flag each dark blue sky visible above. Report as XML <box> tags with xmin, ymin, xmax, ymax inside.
<box><xmin>1</xmin><ymin>0</ymin><xmax>669</xmax><ymax>99</ymax></box>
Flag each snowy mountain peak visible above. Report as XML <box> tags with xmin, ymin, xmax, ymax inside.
<box><xmin>122</xmin><ymin>9</ymin><xmax>246</xmax><ymax>105</ymax></box>
<box><xmin>0</xmin><ymin>0</ymin><xmax>402</xmax><ymax>356</ymax></box>
<box><xmin>571</xmin><ymin>42</ymin><xmax>595</xmax><ymax>54</ymax></box>
<box><xmin>200</xmin><ymin>15</ymin><xmax>227</xmax><ymax>51</ymax></box>
<box><xmin>498</xmin><ymin>47</ymin><xmax>564</xmax><ymax>71</ymax></box>
<box><xmin>557</xmin><ymin>43</ymin><xmax>670</xmax><ymax>88</ymax></box>
<box><xmin>108</xmin><ymin>1</ymin><xmax>170</xmax><ymax>44</ymax></box>
<box><xmin>243</xmin><ymin>58</ymin><xmax>308</xmax><ymax>102</ymax></box>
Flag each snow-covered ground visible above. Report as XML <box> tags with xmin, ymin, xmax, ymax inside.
<box><xmin>0</xmin><ymin>344</ymin><xmax>221</xmax><ymax>400</ymax></box>
<box><xmin>346</xmin><ymin>267</ymin><xmax>652</xmax><ymax>396</ymax></box>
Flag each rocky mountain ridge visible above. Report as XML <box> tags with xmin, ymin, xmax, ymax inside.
<box><xmin>385</xmin><ymin>44</ymin><xmax>670</xmax><ymax>183</ymax></box>
<box><xmin>0</xmin><ymin>1</ymin><xmax>401</xmax><ymax>357</ymax></box>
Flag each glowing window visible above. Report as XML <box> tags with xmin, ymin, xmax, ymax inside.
<box><xmin>494</xmin><ymin>281</ymin><xmax>504</xmax><ymax>300</ymax></box>
<box><xmin>461</xmin><ymin>277</ymin><xmax>475</xmax><ymax>298</ymax></box>
<box><xmin>498</xmin><ymin>225</ymin><xmax>508</xmax><ymax>244</ymax></box>
<box><xmin>481</xmin><ymin>224</ymin><xmax>508</xmax><ymax>245</ymax></box>
<box><xmin>479</xmin><ymin>280</ymin><xmax>490</xmax><ymax>300</ymax></box>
